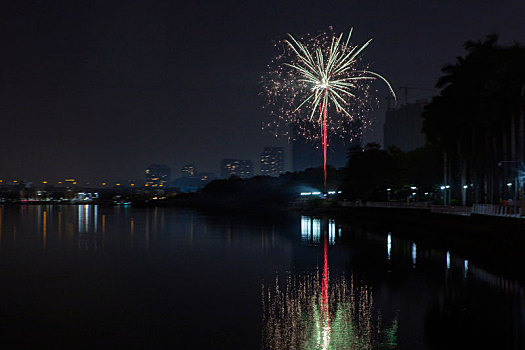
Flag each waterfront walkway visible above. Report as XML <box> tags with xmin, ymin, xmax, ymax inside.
<box><xmin>339</xmin><ymin>201</ymin><xmax>523</xmax><ymax>219</ymax></box>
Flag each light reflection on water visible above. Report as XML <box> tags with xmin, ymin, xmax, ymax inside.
<box><xmin>264</xmin><ymin>217</ymin><xmax>398</xmax><ymax>349</ymax></box>
<box><xmin>0</xmin><ymin>206</ymin><xmax>523</xmax><ymax>348</ymax></box>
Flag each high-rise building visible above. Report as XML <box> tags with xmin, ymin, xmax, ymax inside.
<box><xmin>181</xmin><ymin>164</ymin><xmax>196</xmax><ymax>178</ymax></box>
<box><xmin>220</xmin><ymin>159</ymin><xmax>253</xmax><ymax>179</ymax></box>
<box><xmin>260</xmin><ymin>147</ymin><xmax>284</xmax><ymax>177</ymax></box>
<box><xmin>383</xmin><ymin>102</ymin><xmax>426</xmax><ymax>152</ymax></box>
<box><xmin>145</xmin><ymin>164</ymin><xmax>171</xmax><ymax>188</ymax></box>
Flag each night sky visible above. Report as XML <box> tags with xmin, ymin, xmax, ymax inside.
<box><xmin>0</xmin><ymin>0</ymin><xmax>524</xmax><ymax>182</ymax></box>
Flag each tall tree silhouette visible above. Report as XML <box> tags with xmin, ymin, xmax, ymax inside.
<box><xmin>423</xmin><ymin>35</ymin><xmax>525</xmax><ymax>204</ymax></box>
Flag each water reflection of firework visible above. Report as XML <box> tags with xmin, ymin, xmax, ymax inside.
<box><xmin>262</xmin><ymin>270</ymin><xmax>397</xmax><ymax>349</ymax></box>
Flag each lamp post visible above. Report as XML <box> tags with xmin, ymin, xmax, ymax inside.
<box><xmin>498</xmin><ymin>160</ymin><xmax>521</xmax><ymax>203</ymax></box>
<box><xmin>440</xmin><ymin>185</ymin><xmax>450</xmax><ymax>205</ymax></box>
<box><xmin>410</xmin><ymin>186</ymin><xmax>417</xmax><ymax>202</ymax></box>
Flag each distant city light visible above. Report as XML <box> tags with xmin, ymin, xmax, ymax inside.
<box><xmin>412</xmin><ymin>242</ymin><xmax>417</xmax><ymax>267</ymax></box>
<box><xmin>410</xmin><ymin>186</ymin><xmax>417</xmax><ymax>190</ymax></box>
<box><xmin>387</xmin><ymin>233</ymin><xmax>392</xmax><ymax>260</ymax></box>
<box><xmin>463</xmin><ymin>185</ymin><xmax>468</xmax><ymax>189</ymax></box>
<box><xmin>507</xmin><ymin>182</ymin><xmax>512</xmax><ymax>187</ymax></box>
<box><xmin>386</xmin><ymin>188</ymin><xmax>391</xmax><ymax>191</ymax></box>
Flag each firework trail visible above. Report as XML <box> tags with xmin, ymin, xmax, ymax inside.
<box><xmin>263</xmin><ymin>28</ymin><xmax>396</xmax><ymax>185</ymax></box>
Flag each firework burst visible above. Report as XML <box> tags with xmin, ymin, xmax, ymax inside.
<box><xmin>263</xmin><ymin>28</ymin><xmax>396</xmax><ymax>185</ymax></box>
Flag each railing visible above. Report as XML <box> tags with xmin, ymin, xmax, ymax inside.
<box><xmin>338</xmin><ymin>201</ymin><xmax>524</xmax><ymax>219</ymax></box>
<box><xmin>364</xmin><ymin>201</ymin><xmax>433</xmax><ymax>209</ymax></box>
<box><xmin>431</xmin><ymin>205</ymin><xmax>472</xmax><ymax>216</ymax></box>
<box><xmin>338</xmin><ymin>200</ymin><xmax>364</xmax><ymax>207</ymax></box>
<box><xmin>472</xmin><ymin>204</ymin><xmax>522</xmax><ymax>218</ymax></box>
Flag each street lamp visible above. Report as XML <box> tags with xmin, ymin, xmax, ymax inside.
<box><xmin>498</xmin><ymin>160</ymin><xmax>521</xmax><ymax>202</ymax></box>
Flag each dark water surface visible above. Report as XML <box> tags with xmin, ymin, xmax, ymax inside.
<box><xmin>0</xmin><ymin>205</ymin><xmax>523</xmax><ymax>349</ymax></box>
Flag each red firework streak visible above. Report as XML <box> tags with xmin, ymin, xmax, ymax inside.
<box><xmin>321</xmin><ymin>228</ymin><xmax>331</xmax><ymax>330</ymax></box>
<box><xmin>322</xmin><ymin>231</ymin><xmax>329</xmax><ymax>310</ymax></box>
<box><xmin>320</xmin><ymin>88</ymin><xmax>329</xmax><ymax>187</ymax></box>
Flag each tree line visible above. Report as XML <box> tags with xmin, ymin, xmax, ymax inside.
<box><xmin>345</xmin><ymin>34</ymin><xmax>525</xmax><ymax>205</ymax></box>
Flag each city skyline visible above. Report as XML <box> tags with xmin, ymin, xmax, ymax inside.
<box><xmin>0</xmin><ymin>1</ymin><xmax>524</xmax><ymax>181</ymax></box>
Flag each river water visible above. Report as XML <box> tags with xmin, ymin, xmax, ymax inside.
<box><xmin>0</xmin><ymin>205</ymin><xmax>522</xmax><ymax>349</ymax></box>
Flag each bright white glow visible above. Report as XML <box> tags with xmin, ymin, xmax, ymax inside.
<box><xmin>312</xmin><ymin>192</ymin><xmax>322</xmax><ymax>195</ymax></box>
<box><xmin>424</xmin><ymin>192</ymin><xmax>429</xmax><ymax>195</ymax></box>
<box><xmin>440</xmin><ymin>186</ymin><xmax>445</xmax><ymax>190</ymax></box>
<box><xmin>300</xmin><ymin>192</ymin><xmax>312</xmax><ymax>196</ymax></box>
<box><xmin>463</xmin><ymin>185</ymin><xmax>468</xmax><ymax>189</ymax></box>
<box><xmin>312</xmin><ymin>218</ymin><xmax>321</xmax><ymax>243</ymax></box>
<box><xmin>464</xmin><ymin>260</ymin><xmax>469</xmax><ymax>277</ymax></box>
<box><xmin>386</xmin><ymin>188</ymin><xmax>391</xmax><ymax>191</ymax></box>
<box><xmin>78</xmin><ymin>205</ymin><xmax>84</xmax><ymax>233</ymax></box>
<box><xmin>445</xmin><ymin>185</ymin><xmax>450</xmax><ymax>189</ymax></box>
<box><xmin>84</xmin><ymin>205</ymin><xmax>89</xmax><ymax>233</ymax></box>
<box><xmin>337</xmin><ymin>191</ymin><xmax>342</xmax><ymax>194</ymax></box>
<box><xmin>328</xmin><ymin>219</ymin><xmax>336</xmax><ymax>245</ymax></box>
<box><xmin>412</xmin><ymin>192</ymin><xmax>416</xmax><ymax>195</ymax></box>
<box><xmin>94</xmin><ymin>205</ymin><xmax>98</xmax><ymax>233</ymax></box>
<box><xmin>410</xmin><ymin>186</ymin><xmax>417</xmax><ymax>190</ymax></box>
<box><xmin>327</xmin><ymin>191</ymin><xmax>336</xmax><ymax>194</ymax></box>
<box><xmin>412</xmin><ymin>242</ymin><xmax>417</xmax><ymax>267</ymax></box>
<box><xmin>387</xmin><ymin>233</ymin><xmax>392</xmax><ymax>260</ymax></box>
<box><xmin>301</xmin><ymin>216</ymin><xmax>311</xmax><ymax>241</ymax></box>
<box><xmin>446</xmin><ymin>251</ymin><xmax>450</xmax><ymax>269</ymax></box>
<box><xmin>507</xmin><ymin>182</ymin><xmax>512</xmax><ymax>187</ymax></box>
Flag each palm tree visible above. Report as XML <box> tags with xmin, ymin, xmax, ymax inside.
<box><xmin>423</xmin><ymin>35</ymin><xmax>525</xmax><ymax>204</ymax></box>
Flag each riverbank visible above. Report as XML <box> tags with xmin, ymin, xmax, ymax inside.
<box><xmin>296</xmin><ymin>204</ymin><xmax>525</xmax><ymax>279</ymax></box>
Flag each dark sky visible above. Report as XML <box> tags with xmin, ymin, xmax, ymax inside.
<box><xmin>0</xmin><ymin>0</ymin><xmax>524</xmax><ymax>182</ymax></box>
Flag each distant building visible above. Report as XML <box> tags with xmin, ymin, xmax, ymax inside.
<box><xmin>181</xmin><ymin>164</ymin><xmax>196</xmax><ymax>178</ymax></box>
<box><xmin>145</xmin><ymin>164</ymin><xmax>171</xmax><ymax>188</ymax></box>
<box><xmin>172</xmin><ymin>172</ymin><xmax>216</xmax><ymax>193</ymax></box>
<box><xmin>383</xmin><ymin>102</ymin><xmax>426</xmax><ymax>152</ymax></box>
<box><xmin>198</xmin><ymin>172</ymin><xmax>216</xmax><ymax>183</ymax></box>
<box><xmin>220</xmin><ymin>159</ymin><xmax>253</xmax><ymax>179</ymax></box>
<box><xmin>292</xmin><ymin>130</ymin><xmax>359</xmax><ymax>171</ymax></box>
<box><xmin>260</xmin><ymin>147</ymin><xmax>284</xmax><ymax>177</ymax></box>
